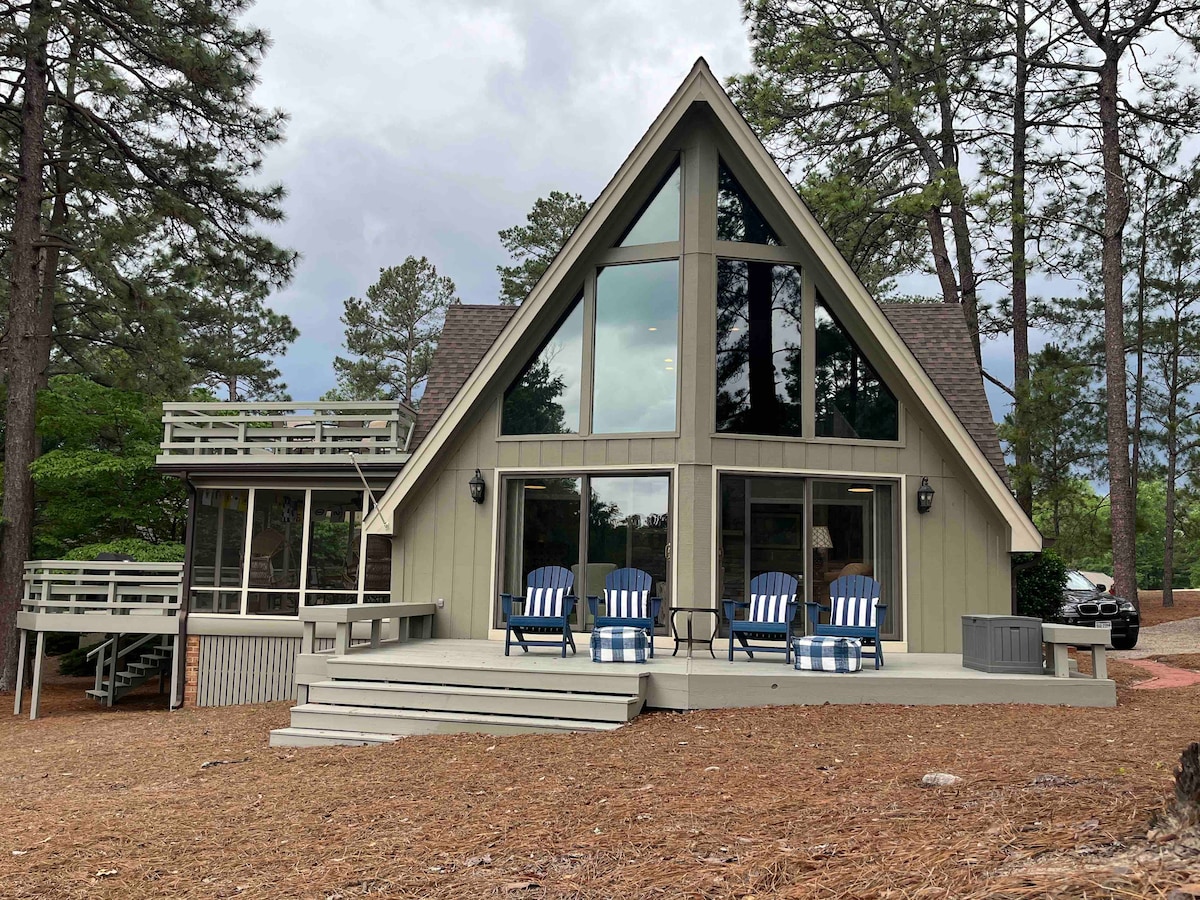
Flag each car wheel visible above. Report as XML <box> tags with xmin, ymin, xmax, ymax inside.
<box><xmin>1111</xmin><ymin>634</ymin><xmax>1138</xmax><ymax>651</ymax></box>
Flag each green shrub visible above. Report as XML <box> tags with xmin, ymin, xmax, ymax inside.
<box><xmin>59</xmin><ymin>642</ymin><xmax>101</xmax><ymax>677</ymax></box>
<box><xmin>1013</xmin><ymin>550</ymin><xmax>1068</xmax><ymax>620</ymax></box>
<box><xmin>63</xmin><ymin>539</ymin><xmax>184</xmax><ymax>563</ymax></box>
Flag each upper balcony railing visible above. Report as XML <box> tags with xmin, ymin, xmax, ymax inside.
<box><xmin>157</xmin><ymin>400</ymin><xmax>417</xmax><ymax>466</ymax></box>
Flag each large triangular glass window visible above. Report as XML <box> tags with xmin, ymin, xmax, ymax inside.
<box><xmin>814</xmin><ymin>295</ymin><xmax>898</xmax><ymax>440</ymax></box>
<box><xmin>617</xmin><ymin>162</ymin><xmax>680</xmax><ymax>247</ymax></box>
<box><xmin>718</xmin><ymin>159</ymin><xmax>780</xmax><ymax>245</ymax></box>
<box><xmin>501</xmin><ymin>293</ymin><xmax>585</xmax><ymax>435</ymax></box>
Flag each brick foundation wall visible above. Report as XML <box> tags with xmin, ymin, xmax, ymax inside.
<box><xmin>183</xmin><ymin>634</ymin><xmax>200</xmax><ymax>706</ymax></box>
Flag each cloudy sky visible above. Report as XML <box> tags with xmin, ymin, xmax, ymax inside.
<box><xmin>242</xmin><ymin>0</ymin><xmax>1027</xmax><ymax>419</ymax></box>
<box><xmin>241</xmin><ymin>1</ymin><xmax>753</xmax><ymax>401</ymax></box>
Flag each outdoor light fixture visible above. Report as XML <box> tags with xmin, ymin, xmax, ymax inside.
<box><xmin>917</xmin><ymin>476</ymin><xmax>935</xmax><ymax>514</ymax></box>
<box><xmin>848</xmin><ymin>483</ymin><xmax>875</xmax><ymax>493</ymax></box>
<box><xmin>469</xmin><ymin>469</ymin><xmax>486</xmax><ymax>504</ymax></box>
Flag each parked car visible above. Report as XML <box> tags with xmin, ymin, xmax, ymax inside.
<box><xmin>1056</xmin><ymin>569</ymin><xmax>1140</xmax><ymax>650</ymax></box>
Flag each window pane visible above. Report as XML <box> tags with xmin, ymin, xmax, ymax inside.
<box><xmin>502</xmin><ymin>295</ymin><xmax>584</xmax><ymax>435</ymax></box>
<box><xmin>585</xmin><ymin>476</ymin><xmax>670</xmax><ymax>615</ymax></box>
<box><xmin>593</xmin><ymin>261</ymin><xmax>679</xmax><ymax>434</ymax></box>
<box><xmin>304</xmin><ymin>592</ymin><xmax>358</xmax><ymax>607</ymax></box>
<box><xmin>248</xmin><ymin>489</ymin><xmax>305</xmax><ymax>589</ymax></box>
<box><xmin>306</xmin><ymin>490</ymin><xmax>364</xmax><ymax>590</ymax></box>
<box><xmin>815</xmin><ymin>296</ymin><xmax>898</xmax><ymax>440</ymax></box>
<box><xmin>500</xmin><ymin>477</ymin><xmax>582</xmax><ymax>611</ymax></box>
<box><xmin>191</xmin><ymin>490</ymin><xmax>248</xmax><ymax>588</ymax></box>
<box><xmin>618</xmin><ymin>162</ymin><xmax>680</xmax><ymax>246</ymax></box>
<box><xmin>718</xmin><ymin>160</ymin><xmax>780</xmax><ymax>245</ymax></box>
<box><xmin>716</xmin><ymin>260</ymin><xmax>803</xmax><ymax>436</ymax></box>
<box><xmin>362</xmin><ymin>536</ymin><xmax>392</xmax><ymax>592</ymax></box>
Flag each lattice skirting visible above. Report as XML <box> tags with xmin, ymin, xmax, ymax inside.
<box><xmin>194</xmin><ymin>635</ymin><xmax>334</xmax><ymax>707</ymax></box>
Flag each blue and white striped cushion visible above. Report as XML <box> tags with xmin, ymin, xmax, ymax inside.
<box><xmin>591</xmin><ymin>626</ymin><xmax>648</xmax><ymax>663</ymax></box>
<box><xmin>749</xmin><ymin>592</ymin><xmax>791</xmax><ymax>623</ymax></box>
<box><xmin>793</xmin><ymin>636</ymin><xmax>862</xmax><ymax>672</ymax></box>
<box><xmin>830</xmin><ymin>595</ymin><xmax>878</xmax><ymax>628</ymax></box>
<box><xmin>604</xmin><ymin>588</ymin><xmax>649</xmax><ymax>619</ymax></box>
<box><xmin>526</xmin><ymin>586</ymin><xmax>565</xmax><ymax>617</ymax></box>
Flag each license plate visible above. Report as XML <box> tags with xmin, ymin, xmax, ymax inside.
<box><xmin>1094</xmin><ymin>620</ymin><xmax>1112</xmax><ymax>630</ymax></box>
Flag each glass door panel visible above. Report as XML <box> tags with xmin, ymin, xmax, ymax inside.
<box><xmin>586</xmin><ymin>476</ymin><xmax>670</xmax><ymax>632</ymax></box>
<box><xmin>499</xmin><ymin>477</ymin><xmax>582</xmax><ymax>627</ymax></box>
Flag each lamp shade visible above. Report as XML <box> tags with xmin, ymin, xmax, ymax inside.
<box><xmin>811</xmin><ymin>525</ymin><xmax>833</xmax><ymax>550</ymax></box>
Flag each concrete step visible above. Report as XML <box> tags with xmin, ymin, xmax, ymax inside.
<box><xmin>325</xmin><ymin>658</ymin><xmax>646</xmax><ymax>696</ymax></box>
<box><xmin>307</xmin><ymin>680</ymin><xmax>641</xmax><ymax>722</ymax></box>
<box><xmin>268</xmin><ymin>727</ymin><xmax>401</xmax><ymax>748</ymax></box>
<box><xmin>287</xmin><ymin>703</ymin><xmax>626</xmax><ymax>738</ymax></box>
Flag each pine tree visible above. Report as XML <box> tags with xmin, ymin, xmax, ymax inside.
<box><xmin>497</xmin><ymin>191</ymin><xmax>588</xmax><ymax>305</ymax></box>
<box><xmin>331</xmin><ymin>258</ymin><xmax>459</xmax><ymax>403</ymax></box>
<box><xmin>0</xmin><ymin>1</ymin><xmax>296</xmax><ymax>691</ymax></box>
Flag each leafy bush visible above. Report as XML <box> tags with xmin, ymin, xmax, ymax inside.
<box><xmin>59</xmin><ymin>642</ymin><xmax>101</xmax><ymax>677</ymax></box>
<box><xmin>1013</xmin><ymin>550</ymin><xmax>1068</xmax><ymax>620</ymax></box>
<box><xmin>63</xmin><ymin>539</ymin><xmax>184</xmax><ymax>563</ymax></box>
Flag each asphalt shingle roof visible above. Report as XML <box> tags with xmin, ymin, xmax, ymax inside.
<box><xmin>882</xmin><ymin>302</ymin><xmax>1009</xmax><ymax>486</ymax></box>
<box><xmin>415</xmin><ymin>301</ymin><xmax>1009</xmax><ymax>487</ymax></box>
<box><xmin>412</xmin><ymin>304</ymin><xmax>516</xmax><ymax>448</ymax></box>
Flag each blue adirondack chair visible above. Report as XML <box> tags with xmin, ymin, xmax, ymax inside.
<box><xmin>806</xmin><ymin>574</ymin><xmax>887</xmax><ymax>669</ymax></box>
<box><xmin>586</xmin><ymin>567</ymin><xmax>663</xmax><ymax>657</ymax></box>
<box><xmin>501</xmin><ymin>566</ymin><xmax>577</xmax><ymax>657</ymax></box>
<box><xmin>723</xmin><ymin>571</ymin><xmax>800</xmax><ymax>663</ymax></box>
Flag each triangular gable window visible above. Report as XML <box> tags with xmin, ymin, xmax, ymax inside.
<box><xmin>617</xmin><ymin>162</ymin><xmax>680</xmax><ymax>247</ymax></box>
<box><xmin>718</xmin><ymin>159</ymin><xmax>780</xmax><ymax>245</ymax></box>
<box><xmin>815</xmin><ymin>294</ymin><xmax>898</xmax><ymax>441</ymax></box>
<box><xmin>501</xmin><ymin>293</ymin><xmax>585</xmax><ymax>435</ymax></box>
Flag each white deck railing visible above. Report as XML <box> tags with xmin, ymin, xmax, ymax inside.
<box><xmin>21</xmin><ymin>560</ymin><xmax>183</xmax><ymax>619</ymax></box>
<box><xmin>157</xmin><ymin>400</ymin><xmax>417</xmax><ymax>465</ymax></box>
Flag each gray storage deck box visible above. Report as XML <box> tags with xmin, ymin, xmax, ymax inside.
<box><xmin>961</xmin><ymin>615</ymin><xmax>1044</xmax><ymax>674</ymax></box>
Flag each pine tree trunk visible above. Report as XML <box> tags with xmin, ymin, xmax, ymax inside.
<box><xmin>1012</xmin><ymin>0</ymin><xmax>1033</xmax><ymax>514</ymax></box>
<box><xmin>923</xmin><ymin>208</ymin><xmax>959</xmax><ymax>305</ymax></box>
<box><xmin>1131</xmin><ymin>180</ymin><xmax>1150</xmax><ymax>506</ymax></box>
<box><xmin>1163</xmin><ymin>311</ymin><xmax>1181</xmax><ymax>609</ymax></box>
<box><xmin>1097</xmin><ymin>57</ymin><xmax>1138</xmax><ymax>611</ymax></box>
<box><xmin>0</xmin><ymin>1</ymin><xmax>52</xmax><ymax>693</ymax></box>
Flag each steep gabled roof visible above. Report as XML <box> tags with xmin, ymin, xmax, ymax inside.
<box><xmin>413</xmin><ymin>304</ymin><xmax>516</xmax><ymax>448</ymax></box>
<box><xmin>367</xmin><ymin>58</ymin><xmax>1039</xmax><ymax>551</ymax></box>
<box><xmin>881</xmin><ymin>303</ymin><xmax>1010</xmax><ymax>487</ymax></box>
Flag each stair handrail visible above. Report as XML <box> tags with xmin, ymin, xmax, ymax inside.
<box><xmin>88</xmin><ymin>633</ymin><xmax>169</xmax><ymax>706</ymax></box>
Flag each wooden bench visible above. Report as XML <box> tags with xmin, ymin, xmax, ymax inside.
<box><xmin>1041</xmin><ymin>622</ymin><xmax>1109</xmax><ymax>680</ymax></box>
<box><xmin>298</xmin><ymin>602</ymin><xmax>436</xmax><ymax>656</ymax></box>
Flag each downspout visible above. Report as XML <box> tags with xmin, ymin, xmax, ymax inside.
<box><xmin>173</xmin><ymin>474</ymin><xmax>196</xmax><ymax>709</ymax></box>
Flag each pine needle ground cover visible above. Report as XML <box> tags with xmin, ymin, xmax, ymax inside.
<box><xmin>1</xmin><ymin>666</ymin><xmax>1196</xmax><ymax>900</ymax></box>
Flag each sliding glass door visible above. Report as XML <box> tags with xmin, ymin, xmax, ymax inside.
<box><xmin>499</xmin><ymin>472</ymin><xmax>671</xmax><ymax>631</ymax></box>
<box><xmin>718</xmin><ymin>474</ymin><xmax>899</xmax><ymax>640</ymax></box>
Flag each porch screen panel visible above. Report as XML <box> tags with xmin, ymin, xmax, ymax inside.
<box><xmin>716</xmin><ymin>261</ymin><xmax>804</xmax><ymax>437</ymax></box>
<box><xmin>191</xmin><ymin>489</ymin><xmax>248</xmax><ymax>613</ymax></box>
<box><xmin>586</xmin><ymin>476</ymin><xmax>670</xmax><ymax>621</ymax></box>
<box><xmin>592</xmin><ymin>261</ymin><xmax>679</xmax><ymax>434</ymax></box>
<box><xmin>305</xmin><ymin>489</ymin><xmax>364</xmax><ymax>602</ymax></box>
<box><xmin>814</xmin><ymin>295</ymin><xmax>898</xmax><ymax>441</ymax></box>
<box><xmin>500</xmin><ymin>477</ymin><xmax>582</xmax><ymax>621</ymax></box>
<box><xmin>247</xmin><ymin>488</ymin><xmax>305</xmax><ymax>616</ymax></box>
<box><xmin>502</xmin><ymin>294</ymin><xmax>584</xmax><ymax>435</ymax></box>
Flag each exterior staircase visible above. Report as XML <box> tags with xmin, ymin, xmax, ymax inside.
<box><xmin>85</xmin><ymin>635</ymin><xmax>174</xmax><ymax>704</ymax></box>
<box><xmin>270</xmin><ymin>653</ymin><xmax>647</xmax><ymax>747</ymax></box>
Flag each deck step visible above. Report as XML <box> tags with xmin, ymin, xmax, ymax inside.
<box><xmin>268</xmin><ymin>727</ymin><xmax>401</xmax><ymax>748</ymax></box>
<box><xmin>286</xmin><ymin>703</ymin><xmax>626</xmax><ymax>738</ymax></box>
<box><xmin>324</xmin><ymin>658</ymin><xmax>646</xmax><ymax>696</ymax></box>
<box><xmin>306</xmin><ymin>680</ymin><xmax>641</xmax><ymax>722</ymax></box>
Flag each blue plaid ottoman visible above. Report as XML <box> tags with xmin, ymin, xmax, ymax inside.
<box><xmin>792</xmin><ymin>636</ymin><xmax>863</xmax><ymax>673</ymax></box>
<box><xmin>591</xmin><ymin>626</ymin><xmax>648</xmax><ymax>663</ymax></box>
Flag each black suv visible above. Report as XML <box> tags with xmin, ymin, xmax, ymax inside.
<box><xmin>1056</xmin><ymin>570</ymin><xmax>1140</xmax><ymax>650</ymax></box>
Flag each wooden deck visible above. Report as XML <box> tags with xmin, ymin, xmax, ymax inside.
<box><xmin>270</xmin><ymin>637</ymin><xmax>1116</xmax><ymax>747</ymax></box>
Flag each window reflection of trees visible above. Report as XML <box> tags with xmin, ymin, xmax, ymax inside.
<box><xmin>814</xmin><ymin>298</ymin><xmax>898</xmax><ymax>441</ymax></box>
<box><xmin>716</xmin><ymin>260</ymin><xmax>803</xmax><ymax>436</ymax></box>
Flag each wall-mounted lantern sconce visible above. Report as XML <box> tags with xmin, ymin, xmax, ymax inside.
<box><xmin>469</xmin><ymin>468</ymin><xmax>486</xmax><ymax>504</ymax></box>
<box><xmin>917</xmin><ymin>476</ymin><xmax>935</xmax><ymax>514</ymax></box>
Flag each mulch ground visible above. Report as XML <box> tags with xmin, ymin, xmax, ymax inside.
<box><xmin>1137</xmin><ymin>590</ymin><xmax>1200</xmax><ymax>627</ymax></box>
<box><xmin>1156</xmin><ymin>653</ymin><xmax>1200</xmax><ymax>672</ymax></box>
<box><xmin>2</xmin><ymin>663</ymin><xmax>1199</xmax><ymax>899</ymax></box>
